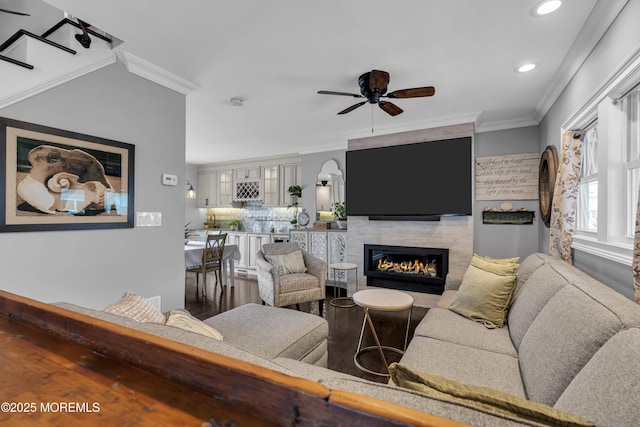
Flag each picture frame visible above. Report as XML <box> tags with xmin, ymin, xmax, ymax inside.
<box><xmin>0</xmin><ymin>117</ymin><xmax>135</xmax><ymax>232</ymax></box>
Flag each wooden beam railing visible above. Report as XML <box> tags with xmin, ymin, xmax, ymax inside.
<box><xmin>0</xmin><ymin>290</ymin><xmax>467</xmax><ymax>427</ymax></box>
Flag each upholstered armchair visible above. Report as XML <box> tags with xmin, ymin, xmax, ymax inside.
<box><xmin>256</xmin><ymin>242</ymin><xmax>326</xmax><ymax>316</ymax></box>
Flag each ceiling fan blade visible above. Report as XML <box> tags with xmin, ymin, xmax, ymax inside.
<box><xmin>0</xmin><ymin>8</ymin><xmax>30</xmax><ymax>16</ymax></box>
<box><xmin>379</xmin><ymin>101</ymin><xmax>403</xmax><ymax>116</ymax></box>
<box><xmin>369</xmin><ymin>70</ymin><xmax>390</xmax><ymax>92</ymax></box>
<box><xmin>386</xmin><ymin>86</ymin><xmax>435</xmax><ymax>98</ymax></box>
<box><xmin>318</xmin><ymin>90</ymin><xmax>363</xmax><ymax>98</ymax></box>
<box><xmin>338</xmin><ymin>101</ymin><xmax>367</xmax><ymax>115</ymax></box>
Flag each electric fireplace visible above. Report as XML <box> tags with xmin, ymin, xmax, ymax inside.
<box><xmin>364</xmin><ymin>244</ymin><xmax>449</xmax><ymax>294</ymax></box>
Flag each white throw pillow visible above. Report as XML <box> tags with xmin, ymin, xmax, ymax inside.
<box><xmin>102</xmin><ymin>291</ymin><xmax>166</xmax><ymax>324</ymax></box>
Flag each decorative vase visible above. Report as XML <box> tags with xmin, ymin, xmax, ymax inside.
<box><xmin>336</xmin><ymin>219</ymin><xmax>347</xmax><ymax>229</ymax></box>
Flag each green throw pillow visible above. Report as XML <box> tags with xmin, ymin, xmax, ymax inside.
<box><xmin>448</xmin><ymin>264</ymin><xmax>516</xmax><ymax>328</ymax></box>
<box><xmin>265</xmin><ymin>250</ymin><xmax>307</xmax><ymax>276</ymax></box>
<box><xmin>389</xmin><ymin>363</ymin><xmax>594</xmax><ymax>427</ymax></box>
<box><xmin>471</xmin><ymin>254</ymin><xmax>520</xmax><ymax>276</ymax></box>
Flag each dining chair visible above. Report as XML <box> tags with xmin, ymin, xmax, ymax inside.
<box><xmin>186</xmin><ymin>233</ymin><xmax>227</xmax><ymax>297</ymax></box>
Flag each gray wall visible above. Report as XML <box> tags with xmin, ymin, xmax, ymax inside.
<box><xmin>474</xmin><ymin>126</ymin><xmax>539</xmax><ymax>260</ymax></box>
<box><xmin>1</xmin><ymin>61</ymin><xmax>187</xmax><ymax>310</ymax></box>
<box><xmin>538</xmin><ymin>0</ymin><xmax>640</xmax><ymax>298</ymax></box>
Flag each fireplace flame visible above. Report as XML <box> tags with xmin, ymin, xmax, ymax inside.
<box><xmin>377</xmin><ymin>258</ymin><xmax>437</xmax><ymax>277</ymax></box>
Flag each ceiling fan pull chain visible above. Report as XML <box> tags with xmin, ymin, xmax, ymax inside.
<box><xmin>371</xmin><ymin>104</ymin><xmax>374</xmax><ymax>133</ymax></box>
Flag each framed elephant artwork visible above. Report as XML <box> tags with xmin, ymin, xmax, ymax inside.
<box><xmin>0</xmin><ymin>117</ymin><xmax>134</xmax><ymax>232</ymax></box>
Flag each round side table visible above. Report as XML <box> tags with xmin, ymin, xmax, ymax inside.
<box><xmin>329</xmin><ymin>263</ymin><xmax>358</xmax><ymax>308</ymax></box>
<box><xmin>352</xmin><ymin>289</ymin><xmax>414</xmax><ymax>377</ymax></box>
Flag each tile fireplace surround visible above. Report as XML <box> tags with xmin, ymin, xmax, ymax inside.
<box><xmin>346</xmin><ymin>123</ymin><xmax>474</xmax><ymax>308</ymax></box>
<box><xmin>347</xmin><ymin>215</ymin><xmax>473</xmax><ymax>307</ymax></box>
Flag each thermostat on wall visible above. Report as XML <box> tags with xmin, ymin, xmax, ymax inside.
<box><xmin>161</xmin><ymin>173</ymin><xmax>178</xmax><ymax>186</ymax></box>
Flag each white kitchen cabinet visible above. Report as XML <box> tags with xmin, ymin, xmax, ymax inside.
<box><xmin>262</xmin><ymin>166</ymin><xmax>279</xmax><ymax>207</ymax></box>
<box><xmin>290</xmin><ymin>230</ymin><xmax>308</xmax><ymax>251</ymax></box>
<box><xmin>226</xmin><ymin>232</ymin><xmax>247</xmax><ymax>270</ymax></box>
<box><xmin>234</xmin><ymin>167</ymin><xmax>261</xmax><ymax>180</ymax></box>
<box><xmin>248</xmin><ymin>234</ymin><xmax>271</xmax><ymax>269</ymax></box>
<box><xmin>288</xmin><ymin>230</ymin><xmax>347</xmax><ymax>281</ymax></box>
<box><xmin>217</xmin><ymin>170</ymin><xmax>233</xmax><ymax>207</ymax></box>
<box><xmin>197</xmin><ymin>170</ymin><xmax>217</xmax><ymax>208</ymax></box>
<box><xmin>280</xmin><ymin>163</ymin><xmax>302</xmax><ymax>206</ymax></box>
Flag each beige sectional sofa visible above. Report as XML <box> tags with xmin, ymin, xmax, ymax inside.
<box><xmin>276</xmin><ymin>253</ymin><xmax>640</xmax><ymax>427</ymax></box>
<box><xmin>54</xmin><ymin>301</ymin><xmax>330</xmax><ymax>371</ymax></box>
<box><xmin>53</xmin><ymin>253</ymin><xmax>640</xmax><ymax>426</ymax></box>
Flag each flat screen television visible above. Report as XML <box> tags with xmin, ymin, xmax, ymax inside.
<box><xmin>346</xmin><ymin>137</ymin><xmax>472</xmax><ymax>219</ymax></box>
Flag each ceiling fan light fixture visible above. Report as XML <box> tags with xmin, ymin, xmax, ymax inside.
<box><xmin>516</xmin><ymin>63</ymin><xmax>537</xmax><ymax>73</ymax></box>
<box><xmin>531</xmin><ymin>1</ymin><xmax>562</xmax><ymax>17</ymax></box>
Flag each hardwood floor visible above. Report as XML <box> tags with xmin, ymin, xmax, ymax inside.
<box><xmin>184</xmin><ymin>272</ymin><xmax>428</xmax><ymax>384</ymax></box>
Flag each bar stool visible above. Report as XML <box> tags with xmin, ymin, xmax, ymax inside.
<box><xmin>329</xmin><ymin>262</ymin><xmax>358</xmax><ymax>308</ymax></box>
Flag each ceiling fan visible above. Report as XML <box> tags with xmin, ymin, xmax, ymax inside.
<box><xmin>0</xmin><ymin>8</ymin><xmax>29</xmax><ymax>16</ymax></box>
<box><xmin>318</xmin><ymin>69</ymin><xmax>435</xmax><ymax>116</ymax></box>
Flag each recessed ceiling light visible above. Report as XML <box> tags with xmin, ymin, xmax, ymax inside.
<box><xmin>531</xmin><ymin>1</ymin><xmax>562</xmax><ymax>16</ymax></box>
<box><xmin>228</xmin><ymin>97</ymin><xmax>244</xmax><ymax>107</ymax></box>
<box><xmin>516</xmin><ymin>63</ymin><xmax>537</xmax><ymax>73</ymax></box>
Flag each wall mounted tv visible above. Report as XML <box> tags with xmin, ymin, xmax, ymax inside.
<box><xmin>346</xmin><ymin>137</ymin><xmax>472</xmax><ymax>220</ymax></box>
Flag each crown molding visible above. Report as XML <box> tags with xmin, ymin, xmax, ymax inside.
<box><xmin>562</xmin><ymin>44</ymin><xmax>640</xmax><ymax>131</ymax></box>
<box><xmin>0</xmin><ymin>53</ymin><xmax>116</xmax><ymax>110</ymax></box>
<box><xmin>339</xmin><ymin>111</ymin><xmax>481</xmax><ymax>141</ymax></box>
<box><xmin>534</xmin><ymin>0</ymin><xmax>629</xmax><ymax>122</ymax></box>
<box><xmin>475</xmin><ymin>116</ymin><xmax>539</xmax><ymax>133</ymax></box>
<box><xmin>298</xmin><ymin>141</ymin><xmax>348</xmax><ymax>155</ymax></box>
<box><xmin>117</xmin><ymin>51</ymin><xmax>200</xmax><ymax>95</ymax></box>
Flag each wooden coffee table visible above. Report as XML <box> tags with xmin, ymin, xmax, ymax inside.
<box><xmin>352</xmin><ymin>289</ymin><xmax>414</xmax><ymax>377</ymax></box>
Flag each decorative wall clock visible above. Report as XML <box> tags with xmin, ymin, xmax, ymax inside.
<box><xmin>297</xmin><ymin>208</ymin><xmax>310</xmax><ymax>227</ymax></box>
<box><xmin>539</xmin><ymin>145</ymin><xmax>558</xmax><ymax>228</ymax></box>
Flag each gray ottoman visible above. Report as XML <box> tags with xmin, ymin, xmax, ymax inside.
<box><xmin>204</xmin><ymin>303</ymin><xmax>328</xmax><ymax>367</ymax></box>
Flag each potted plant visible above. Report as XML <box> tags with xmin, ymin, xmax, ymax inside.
<box><xmin>227</xmin><ymin>219</ymin><xmax>241</xmax><ymax>231</ymax></box>
<box><xmin>332</xmin><ymin>201</ymin><xmax>347</xmax><ymax>229</ymax></box>
<box><xmin>288</xmin><ymin>185</ymin><xmax>302</xmax><ymax>227</ymax></box>
<box><xmin>288</xmin><ymin>185</ymin><xmax>302</xmax><ymax>199</ymax></box>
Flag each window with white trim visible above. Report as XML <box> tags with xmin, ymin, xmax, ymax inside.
<box><xmin>577</xmin><ymin>127</ymin><xmax>598</xmax><ymax>233</ymax></box>
<box><xmin>625</xmin><ymin>88</ymin><xmax>640</xmax><ymax>237</ymax></box>
<box><xmin>572</xmin><ymin>72</ymin><xmax>640</xmax><ymax>264</ymax></box>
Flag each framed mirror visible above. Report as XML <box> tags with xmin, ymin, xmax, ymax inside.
<box><xmin>316</xmin><ymin>159</ymin><xmax>344</xmax><ymax>215</ymax></box>
<box><xmin>539</xmin><ymin>145</ymin><xmax>558</xmax><ymax>228</ymax></box>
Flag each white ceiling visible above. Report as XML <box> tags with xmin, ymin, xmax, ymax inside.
<box><xmin>5</xmin><ymin>1</ymin><xmax>607</xmax><ymax>164</ymax></box>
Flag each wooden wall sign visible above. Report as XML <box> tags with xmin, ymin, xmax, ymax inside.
<box><xmin>475</xmin><ymin>153</ymin><xmax>539</xmax><ymax>200</ymax></box>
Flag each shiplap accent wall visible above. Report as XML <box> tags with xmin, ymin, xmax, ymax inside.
<box><xmin>346</xmin><ymin>123</ymin><xmax>474</xmax><ymax>307</ymax></box>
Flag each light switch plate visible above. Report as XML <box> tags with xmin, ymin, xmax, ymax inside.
<box><xmin>136</xmin><ymin>212</ymin><xmax>162</xmax><ymax>227</ymax></box>
<box><xmin>161</xmin><ymin>173</ymin><xmax>178</xmax><ymax>186</ymax></box>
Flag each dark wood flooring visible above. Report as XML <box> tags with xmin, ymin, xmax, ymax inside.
<box><xmin>185</xmin><ymin>273</ymin><xmax>428</xmax><ymax>384</ymax></box>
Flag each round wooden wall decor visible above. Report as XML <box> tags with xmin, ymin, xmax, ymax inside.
<box><xmin>539</xmin><ymin>145</ymin><xmax>558</xmax><ymax>228</ymax></box>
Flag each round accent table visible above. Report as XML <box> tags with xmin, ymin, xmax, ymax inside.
<box><xmin>329</xmin><ymin>263</ymin><xmax>358</xmax><ymax>308</ymax></box>
<box><xmin>352</xmin><ymin>289</ymin><xmax>414</xmax><ymax>377</ymax></box>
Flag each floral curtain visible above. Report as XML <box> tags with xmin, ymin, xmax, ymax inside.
<box><xmin>549</xmin><ymin>131</ymin><xmax>583</xmax><ymax>262</ymax></box>
<box><xmin>633</xmin><ymin>195</ymin><xmax>640</xmax><ymax>304</ymax></box>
